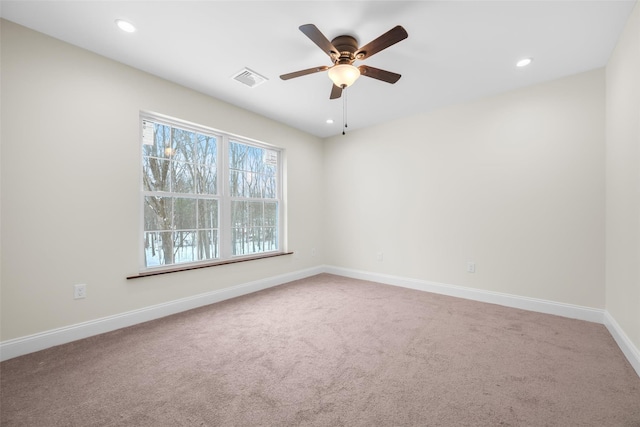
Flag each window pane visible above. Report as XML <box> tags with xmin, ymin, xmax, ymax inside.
<box><xmin>245</xmin><ymin>227</ymin><xmax>262</xmax><ymax>255</ymax></box>
<box><xmin>144</xmin><ymin>231</ymin><xmax>173</xmax><ymax>267</ymax></box>
<box><xmin>144</xmin><ymin>196</ymin><xmax>172</xmax><ymax>231</ymax></box>
<box><xmin>143</xmin><ymin>157</ymin><xmax>171</xmax><ymax>192</ymax></box>
<box><xmin>248</xmin><ymin>172</ymin><xmax>261</xmax><ymax>198</ymax></box>
<box><xmin>265</xmin><ymin>202</ymin><xmax>277</xmax><ymax>226</ymax></box>
<box><xmin>198</xmin><ymin>134</ymin><xmax>217</xmax><ymax>165</ymax></box>
<box><xmin>230</xmin><ymin>201</ymin><xmax>278</xmax><ymax>256</ymax></box>
<box><xmin>143</xmin><ymin>123</ymin><xmax>171</xmax><ymax>158</ymax></box>
<box><xmin>173</xmin><ymin>230</ymin><xmax>197</xmax><ymax>264</ymax></box>
<box><xmin>241</xmin><ymin>227</ymin><xmax>261</xmax><ymax>255</ymax></box>
<box><xmin>262</xmin><ymin>176</ymin><xmax>276</xmax><ymax>198</ymax></box>
<box><xmin>232</xmin><ymin>201</ymin><xmax>248</xmax><ymax>227</ymax></box>
<box><xmin>198</xmin><ymin>230</ymin><xmax>218</xmax><ymax>260</ymax></box>
<box><xmin>229</xmin><ymin>141</ymin><xmax>277</xmax><ymax>198</ymax></box>
<box><xmin>174</xmin><ymin>198</ymin><xmax>197</xmax><ymax>230</ymax></box>
<box><xmin>232</xmin><ymin>226</ymin><xmax>249</xmax><ymax>256</ymax></box>
<box><xmin>172</xmin><ymin>161</ymin><xmax>196</xmax><ymax>193</ymax></box>
<box><xmin>229</xmin><ymin>141</ymin><xmax>247</xmax><ymax>170</ymax></box>
<box><xmin>172</xmin><ymin>128</ymin><xmax>196</xmax><ymax>163</ymax></box>
<box><xmin>264</xmin><ymin>227</ymin><xmax>277</xmax><ymax>250</ymax></box>
<box><xmin>230</xmin><ymin>170</ymin><xmax>253</xmax><ymax>197</ymax></box>
<box><xmin>249</xmin><ymin>201</ymin><xmax>263</xmax><ymax>227</ymax></box>
<box><xmin>198</xmin><ymin>199</ymin><xmax>218</xmax><ymax>229</ymax></box>
<box><xmin>232</xmin><ymin>201</ymin><xmax>250</xmax><ymax>256</ymax></box>
<box><xmin>196</xmin><ymin>164</ymin><xmax>217</xmax><ymax>195</ymax></box>
<box><xmin>196</xmin><ymin>134</ymin><xmax>217</xmax><ymax>194</ymax></box>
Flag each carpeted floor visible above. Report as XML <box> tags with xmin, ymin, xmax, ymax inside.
<box><xmin>1</xmin><ymin>274</ymin><xmax>639</xmax><ymax>426</ymax></box>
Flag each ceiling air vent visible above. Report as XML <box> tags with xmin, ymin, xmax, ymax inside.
<box><xmin>232</xmin><ymin>68</ymin><xmax>268</xmax><ymax>88</ymax></box>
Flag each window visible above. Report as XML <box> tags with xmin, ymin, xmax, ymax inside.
<box><xmin>141</xmin><ymin>113</ymin><xmax>282</xmax><ymax>271</ymax></box>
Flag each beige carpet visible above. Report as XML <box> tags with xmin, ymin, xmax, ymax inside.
<box><xmin>1</xmin><ymin>274</ymin><xmax>639</xmax><ymax>426</ymax></box>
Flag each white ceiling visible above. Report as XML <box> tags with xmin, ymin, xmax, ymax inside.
<box><xmin>1</xmin><ymin>1</ymin><xmax>635</xmax><ymax>138</ymax></box>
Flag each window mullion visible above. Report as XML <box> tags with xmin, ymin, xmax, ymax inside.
<box><xmin>219</xmin><ymin>135</ymin><xmax>232</xmax><ymax>259</ymax></box>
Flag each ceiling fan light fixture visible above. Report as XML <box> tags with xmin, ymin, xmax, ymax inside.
<box><xmin>328</xmin><ymin>64</ymin><xmax>360</xmax><ymax>88</ymax></box>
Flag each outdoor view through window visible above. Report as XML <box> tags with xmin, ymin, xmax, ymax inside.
<box><xmin>141</xmin><ymin>115</ymin><xmax>280</xmax><ymax>269</ymax></box>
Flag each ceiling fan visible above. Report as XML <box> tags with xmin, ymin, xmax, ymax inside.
<box><xmin>280</xmin><ymin>24</ymin><xmax>408</xmax><ymax>99</ymax></box>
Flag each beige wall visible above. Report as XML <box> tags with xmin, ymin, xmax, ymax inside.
<box><xmin>2</xmin><ymin>7</ymin><xmax>636</xmax><ymax>353</ymax></box>
<box><xmin>323</xmin><ymin>69</ymin><xmax>606</xmax><ymax>309</ymax></box>
<box><xmin>606</xmin><ymin>1</ymin><xmax>640</xmax><ymax>352</ymax></box>
<box><xmin>0</xmin><ymin>20</ymin><xmax>325</xmax><ymax>341</ymax></box>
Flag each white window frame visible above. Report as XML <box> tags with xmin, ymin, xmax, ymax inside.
<box><xmin>139</xmin><ymin>111</ymin><xmax>285</xmax><ymax>273</ymax></box>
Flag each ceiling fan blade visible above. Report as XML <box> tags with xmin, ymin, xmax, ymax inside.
<box><xmin>355</xmin><ymin>25</ymin><xmax>408</xmax><ymax>60</ymax></box>
<box><xmin>299</xmin><ymin>24</ymin><xmax>339</xmax><ymax>59</ymax></box>
<box><xmin>280</xmin><ymin>65</ymin><xmax>330</xmax><ymax>80</ymax></box>
<box><xmin>330</xmin><ymin>84</ymin><xmax>343</xmax><ymax>99</ymax></box>
<box><xmin>358</xmin><ymin>65</ymin><xmax>402</xmax><ymax>84</ymax></box>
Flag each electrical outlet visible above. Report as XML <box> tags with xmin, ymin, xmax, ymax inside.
<box><xmin>376</xmin><ymin>252</ymin><xmax>384</xmax><ymax>262</ymax></box>
<box><xmin>311</xmin><ymin>247</ymin><xmax>317</xmax><ymax>257</ymax></box>
<box><xmin>74</xmin><ymin>284</ymin><xmax>87</xmax><ymax>299</ymax></box>
<box><xmin>467</xmin><ymin>262</ymin><xmax>476</xmax><ymax>273</ymax></box>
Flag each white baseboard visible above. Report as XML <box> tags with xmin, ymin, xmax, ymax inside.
<box><xmin>0</xmin><ymin>266</ymin><xmax>323</xmax><ymax>362</ymax></box>
<box><xmin>325</xmin><ymin>266</ymin><xmax>605</xmax><ymax>323</ymax></box>
<box><xmin>603</xmin><ymin>311</ymin><xmax>640</xmax><ymax>378</ymax></box>
<box><xmin>325</xmin><ymin>266</ymin><xmax>640</xmax><ymax>378</ymax></box>
<box><xmin>3</xmin><ymin>264</ymin><xmax>639</xmax><ymax>380</ymax></box>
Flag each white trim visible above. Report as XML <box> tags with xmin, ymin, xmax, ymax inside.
<box><xmin>324</xmin><ymin>266</ymin><xmax>605</xmax><ymax>323</ymax></box>
<box><xmin>3</xmin><ymin>264</ymin><xmax>639</xmax><ymax>380</ymax></box>
<box><xmin>603</xmin><ymin>311</ymin><xmax>640</xmax><ymax>377</ymax></box>
<box><xmin>325</xmin><ymin>266</ymin><xmax>640</xmax><ymax>378</ymax></box>
<box><xmin>0</xmin><ymin>266</ymin><xmax>322</xmax><ymax>362</ymax></box>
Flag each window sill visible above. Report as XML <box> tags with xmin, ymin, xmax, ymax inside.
<box><xmin>127</xmin><ymin>252</ymin><xmax>293</xmax><ymax>280</ymax></box>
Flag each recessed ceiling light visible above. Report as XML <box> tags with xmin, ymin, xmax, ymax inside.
<box><xmin>516</xmin><ymin>58</ymin><xmax>533</xmax><ymax>67</ymax></box>
<box><xmin>326</xmin><ymin>119</ymin><xmax>334</xmax><ymax>124</ymax></box>
<box><xmin>115</xmin><ymin>19</ymin><xmax>136</xmax><ymax>33</ymax></box>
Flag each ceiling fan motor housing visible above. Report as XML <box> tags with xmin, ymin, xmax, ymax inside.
<box><xmin>331</xmin><ymin>35</ymin><xmax>359</xmax><ymax>64</ymax></box>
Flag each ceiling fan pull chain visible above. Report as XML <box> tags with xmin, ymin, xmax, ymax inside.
<box><xmin>343</xmin><ymin>85</ymin><xmax>348</xmax><ymax>135</ymax></box>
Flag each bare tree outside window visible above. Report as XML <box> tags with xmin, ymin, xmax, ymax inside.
<box><xmin>142</xmin><ymin>121</ymin><xmax>219</xmax><ymax>267</ymax></box>
<box><xmin>141</xmin><ymin>116</ymin><xmax>280</xmax><ymax>270</ymax></box>
<box><xmin>229</xmin><ymin>141</ymin><xmax>279</xmax><ymax>256</ymax></box>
